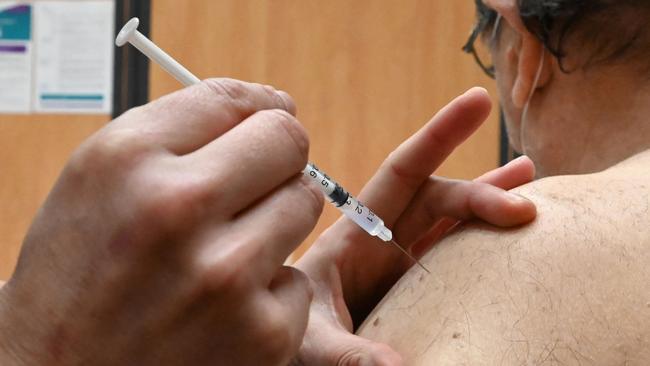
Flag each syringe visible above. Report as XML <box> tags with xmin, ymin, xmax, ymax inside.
<box><xmin>116</xmin><ymin>18</ymin><xmax>429</xmax><ymax>273</ymax></box>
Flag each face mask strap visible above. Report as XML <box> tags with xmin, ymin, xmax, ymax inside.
<box><xmin>491</xmin><ymin>14</ymin><xmax>503</xmax><ymax>43</ymax></box>
<box><xmin>520</xmin><ymin>47</ymin><xmax>546</xmax><ymax>155</ymax></box>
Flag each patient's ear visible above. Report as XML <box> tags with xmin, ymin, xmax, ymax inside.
<box><xmin>484</xmin><ymin>0</ymin><xmax>554</xmax><ymax>108</ymax></box>
<box><xmin>511</xmin><ymin>34</ymin><xmax>553</xmax><ymax>109</ymax></box>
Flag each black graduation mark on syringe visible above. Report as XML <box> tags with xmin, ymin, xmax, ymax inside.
<box><xmin>309</xmin><ymin>164</ymin><xmax>350</xmax><ymax>207</ymax></box>
<box><xmin>329</xmin><ymin>185</ymin><xmax>350</xmax><ymax>207</ymax></box>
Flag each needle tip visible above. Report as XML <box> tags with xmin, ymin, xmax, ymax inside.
<box><xmin>389</xmin><ymin>240</ymin><xmax>431</xmax><ymax>274</ymax></box>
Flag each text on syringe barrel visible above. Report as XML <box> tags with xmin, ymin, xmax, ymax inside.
<box><xmin>302</xmin><ymin>164</ymin><xmax>388</xmax><ymax>237</ymax></box>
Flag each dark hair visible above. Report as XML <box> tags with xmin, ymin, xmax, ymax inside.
<box><xmin>476</xmin><ymin>0</ymin><xmax>650</xmax><ymax>72</ymax></box>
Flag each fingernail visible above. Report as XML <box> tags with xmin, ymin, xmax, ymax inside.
<box><xmin>506</xmin><ymin>192</ymin><xmax>531</xmax><ymax>204</ymax></box>
<box><xmin>277</xmin><ymin>90</ymin><xmax>297</xmax><ymax>115</ymax></box>
<box><xmin>511</xmin><ymin>155</ymin><xmax>527</xmax><ymax>163</ymax></box>
<box><xmin>508</xmin><ymin>155</ymin><xmax>531</xmax><ymax>165</ymax></box>
<box><xmin>466</xmin><ymin>86</ymin><xmax>489</xmax><ymax>97</ymax></box>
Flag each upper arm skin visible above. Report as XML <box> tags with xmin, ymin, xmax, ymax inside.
<box><xmin>358</xmin><ymin>173</ymin><xmax>650</xmax><ymax>365</ymax></box>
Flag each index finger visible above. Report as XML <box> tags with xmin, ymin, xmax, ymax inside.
<box><xmin>358</xmin><ymin>87</ymin><xmax>493</xmax><ymax>226</ymax></box>
<box><xmin>113</xmin><ymin>78</ymin><xmax>296</xmax><ymax>155</ymax></box>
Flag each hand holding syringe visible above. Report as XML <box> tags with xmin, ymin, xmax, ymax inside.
<box><xmin>116</xmin><ymin>18</ymin><xmax>429</xmax><ymax>273</ymax></box>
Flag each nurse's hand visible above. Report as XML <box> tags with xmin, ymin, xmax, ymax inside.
<box><xmin>0</xmin><ymin>79</ymin><xmax>323</xmax><ymax>366</ymax></box>
<box><xmin>292</xmin><ymin>88</ymin><xmax>537</xmax><ymax>365</ymax></box>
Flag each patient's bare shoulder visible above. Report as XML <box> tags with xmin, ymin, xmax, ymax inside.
<box><xmin>358</xmin><ymin>162</ymin><xmax>650</xmax><ymax>365</ymax></box>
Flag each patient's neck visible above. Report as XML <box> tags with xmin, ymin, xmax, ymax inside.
<box><xmin>560</xmin><ymin>67</ymin><xmax>650</xmax><ymax>175</ymax></box>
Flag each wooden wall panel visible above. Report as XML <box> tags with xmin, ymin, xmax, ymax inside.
<box><xmin>0</xmin><ymin>1</ymin><xmax>499</xmax><ymax>280</ymax></box>
<box><xmin>150</xmin><ymin>0</ymin><xmax>500</xmax><ymax>257</ymax></box>
<box><xmin>0</xmin><ymin>116</ymin><xmax>108</xmax><ymax>279</ymax></box>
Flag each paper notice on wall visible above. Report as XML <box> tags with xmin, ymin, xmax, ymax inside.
<box><xmin>33</xmin><ymin>1</ymin><xmax>114</xmax><ymax>114</ymax></box>
<box><xmin>0</xmin><ymin>2</ymin><xmax>32</xmax><ymax>113</ymax></box>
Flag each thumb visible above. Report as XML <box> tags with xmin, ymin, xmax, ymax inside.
<box><xmin>296</xmin><ymin>320</ymin><xmax>404</xmax><ymax>366</ymax></box>
<box><xmin>333</xmin><ymin>335</ymin><xmax>404</xmax><ymax>366</ymax></box>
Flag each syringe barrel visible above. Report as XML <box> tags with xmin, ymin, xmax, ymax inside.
<box><xmin>302</xmin><ymin>163</ymin><xmax>349</xmax><ymax>206</ymax></box>
<box><xmin>302</xmin><ymin>163</ymin><xmax>393</xmax><ymax>242</ymax></box>
<box><xmin>336</xmin><ymin>195</ymin><xmax>392</xmax><ymax>241</ymax></box>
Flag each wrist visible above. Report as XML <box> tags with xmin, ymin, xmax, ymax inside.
<box><xmin>0</xmin><ymin>285</ymin><xmax>21</xmax><ymax>365</ymax></box>
<box><xmin>0</xmin><ymin>283</ymin><xmax>41</xmax><ymax>366</ymax></box>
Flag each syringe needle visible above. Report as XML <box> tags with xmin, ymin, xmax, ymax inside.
<box><xmin>390</xmin><ymin>240</ymin><xmax>431</xmax><ymax>274</ymax></box>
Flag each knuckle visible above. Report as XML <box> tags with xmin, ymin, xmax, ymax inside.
<box><xmin>194</xmin><ymin>243</ymin><xmax>255</xmax><ymax>294</ymax></box>
<box><xmin>198</xmin><ymin>260</ymin><xmax>249</xmax><ymax>295</ymax></box>
<box><xmin>296</xmin><ymin>179</ymin><xmax>325</xmax><ymax>222</ymax></box>
<box><xmin>261</xmin><ymin>83</ymin><xmax>278</xmax><ymax>99</ymax></box>
<box><xmin>134</xmin><ymin>176</ymin><xmax>215</xmax><ymax>232</ymax></box>
<box><xmin>260</xmin><ymin>84</ymin><xmax>294</xmax><ymax>113</ymax></box>
<box><xmin>264</xmin><ymin>109</ymin><xmax>310</xmax><ymax>163</ymax></box>
<box><xmin>276</xmin><ymin>90</ymin><xmax>297</xmax><ymax>115</ymax></box>
<box><xmin>68</xmin><ymin>128</ymin><xmax>149</xmax><ymax>175</ymax></box>
<box><xmin>202</xmin><ymin>78</ymin><xmax>249</xmax><ymax>102</ymax></box>
<box><xmin>379</xmin><ymin>156</ymin><xmax>423</xmax><ymax>191</ymax></box>
<box><xmin>426</xmin><ymin>127</ymin><xmax>451</xmax><ymax>152</ymax></box>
